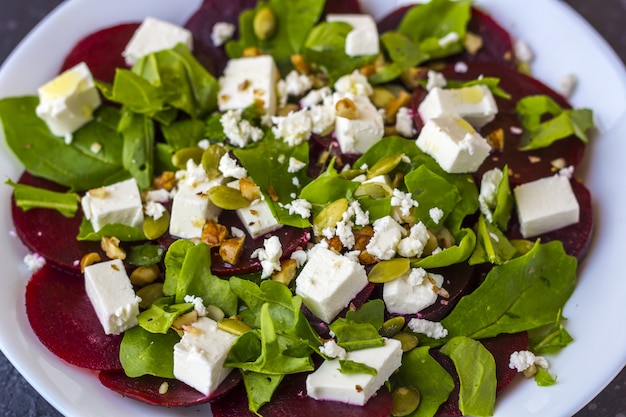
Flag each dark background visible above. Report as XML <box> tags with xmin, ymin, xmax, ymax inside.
<box><xmin>1</xmin><ymin>1</ymin><xmax>625</xmax><ymax>416</ymax></box>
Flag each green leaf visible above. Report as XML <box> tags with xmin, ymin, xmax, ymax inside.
<box><xmin>77</xmin><ymin>216</ymin><xmax>146</xmax><ymax>241</ymax></box>
<box><xmin>241</xmin><ymin>371</ymin><xmax>284</xmax><ymax>414</ymax></box>
<box><xmin>529</xmin><ymin>311</ymin><xmax>574</xmax><ymax>355</ymax></box>
<box><xmin>119</xmin><ymin>110</ymin><xmax>154</xmax><ymax>190</ymax></box>
<box><xmin>107</xmin><ymin>69</ymin><xmax>166</xmax><ymax>115</ymax></box>
<box><xmin>440</xmin><ymin>336</ymin><xmax>496</xmax><ymax>417</ymax></box>
<box><xmin>369</xmin><ymin>32</ymin><xmax>427</xmax><ymax>85</ymax></box>
<box><xmin>345</xmin><ymin>299</ymin><xmax>385</xmax><ymax>331</ymax></box>
<box><xmin>126</xmin><ymin>244</ymin><xmax>165</xmax><ymax>266</ymax></box>
<box><xmin>163</xmin><ymin>239</ymin><xmax>195</xmax><ymax>296</ymax></box>
<box><xmin>161</xmin><ymin>119</ymin><xmax>208</xmax><ymax>151</ymax></box>
<box><xmin>137</xmin><ymin>297</ymin><xmax>194</xmax><ymax>334</ymax></box>
<box><xmin>469</xmin><ymin>215</ymin><xmax>518</xmax><ymax>265</ymax></box>
<box><xmin>535</xmin><ymin>368</ymin><xmax>558</xmax><ymax>386</ymax></box>
<box><xmin>339</xmin><ymin>360</ymin><xmax>378</xmax><ymax>376</ymax></box>
<box><xmin>412</xmin><ymin>228</ymin><xmax>476</xmax><ymax>269</ymax></box>
<box><xmin>5</xmin><ymin>178</ymin><xmax>78</xmax><ymax>217</ymax></box>
<box><xmin>329</xmin><ymin>318</ymin><xmax>384</xmax><ymax>352</ymax></box>
<box><xmin>119</xmin><ymin>326</ymin><xmax>180</xmax><ymax>378</ymax></box>
<box><xmin>299</xmin><ymin>159</ymin><xmax>360</xmax><ymax>218</ymax></box>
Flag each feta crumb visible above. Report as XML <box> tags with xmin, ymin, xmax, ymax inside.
<box><xmin>509</xmin><ymin>350</ymin><xmax>549</xmax><ymax>372</ymax></box>
<box><xmin>220</xmin><ymin>109</ymin><xmax>264</xmax><ymax>148</ymax></box>
<box><xmin>145</xmin><ymin>188</ymin><xmax>171</xmax><ymax>203</ymax></box>
<box><xmin>429</xmin><ymin>207</ymin><xmax>444</xmax><ymax>224</ymax></box>
<box><xmin>407</xmin><ymin>318</ymin><xmax>448</xmax><ymax>339</ymax></box>
<box><xmin>309</xmin><ymin>104</ymin><xmax>336</xmax><ymax>135</ymax></box>
<box><xmin>24</xmin><ymin>253</ymin><xmax>46</xmax><ymax>273</ymax></box>
<box><xmin>510</xmin><ymin>126</ymin><xmax>523</xmax><ymax>135</ymax></box>
<box><xmin>281</xmin><ymin>198</ymin><xmax>312</xmax><ymax>219</ymax></box>
<box><xmin>514</xmin><ymin>39</ymin><xmax>534</xmax><ymax>63</ymax></box>
<box><xmin>231</xmin><ymin>226</ymin><xmax>245</xmax><ymax>238</ymax></box>
<box><xmin>438</xmin><ymin>32</ymin><xmax>460</xmax><ymax>48</ymax></box>
<box><xmin>145</xmin><ymin>201</ymin><xmax>166</xmax><ymax>220</ymax></box>
<box><xmin>397</xmin><ymin>222</ymin><xmax>429</xmax><ymax>258</ymax></box>
<box><xmin>407</xmin><ymin>267</ymin><xmax>427</xmax><ymax>286</ymax></box>
<box><xmin>350</xmin><ymin>201</ymin><xmax>369</xmax><ymax>227</ymax></box>
<box><xmin>290</xmin><ymin>250</ymin><xmax>308</xmax><ymax>268</ymax></box>
<box><xmin>272</xmin><ymin>110</ymin><xmax>313</xmax><ymax>146</ymax></box>
<box><xmin>334</xmin><ymin>70</ymin><xmax>373</xmax><ymax>97</ymax></box>
<box><xmin>90</xmin><ymin>142</ymin><xmax>102</xmax><ymax>154</ymax></box>
<box><xmin>292</xmin><ymin>176</ymin><xmax>300</xmax><ymax>187</ymax></box>
<box><xmin>426</xmin><ymin>70</ymin><xmax>447</xmax><ymax>91</ymax></box>
<box><xmin>287</xmin><ymin>157</ymin><xmax>307</xmax><ymax>173</ymax></box>
<box><xmin>300</xmin><ymin>87</ymin><xmax>332</xmax><ymax>108</ymax></box>
<box><xmin>218</xmin><ymin>153</ymin><xmax>247</xmax><ymax>179</ymax></box>
<box><xmin>395</xmin><ymin>107</ymin><xmax>416</xmax><ymax>138</ymax></box>
<box><xmin>559</xmin><ymin>74</ymin><xmax>577</xmax><ymax>98</ymax></box>
<box><xmin>390</xmin><ymin>188</ymin><xmax>419</xmax><ymax>217</ymax></box>
<box><xmin>197</xmin><ymin>139</ymin><xmax>210</xmax><ymax>150</ymax></box>
<box><xmin>336</xmin><ymin>219</ymin><xmax>355</xmax><ymax>249</ymax></box>
<box><xmin>184</xmin><ymin>295</ymin><xmax>207</xmax><ymax>317</ymax></box>
<box><xmin>283</xmin><ymin>70</ymin><xmax>313</xmax><ymax>97</ymax></box>
<box><xmin>454</xmin><ymin>61</ymin><xmax>468</xmax><ymax>73</ymax></box>
<box><xmin>319</xmin><ymin>339</ymin><xmax>347</xmax><ymax>360</ymax></box>
<box><xmin>251</xmin><ymin>235</ymin><xmax>283</xmax><ymax>278</ymax></box>
<box><xmin>211</xmin><ymin>22</ymin><xmax>236</xmax><ymax>46</ymax></box>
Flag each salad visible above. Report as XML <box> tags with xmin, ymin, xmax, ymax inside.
<box><xmin>0</xmin><ymin>1</ymin><xmax>597</xmax><ymax>417</ymax></box>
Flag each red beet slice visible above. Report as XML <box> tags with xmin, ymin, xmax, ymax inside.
<box><xmin>377</xmin><ymin>6</ymin><xmax>515</xmax><ymax>69</ymax></box>
<box><xmin>61</xmin><ymin>23</ymin><xmax>140</xmax><ymax>83</ymax></box>
<box><xmin>25</xmin><ymin>264</ymin><xmax>123</xmax><ymax>371</ymax></box>
<box><xmin>99</xmin><ymin>369</ymin><xmax>241</xmax><ymax>407</ymax></box>
<box><xmin>507</xmin><ymin>178</ymin><xmax>593</xmax><ymax>261</ymax></box>
<box><xmin>210</xmin><ymin>369</ymin><xmax>393</xmax><ymax>417</ymax></box>
<box><xmin>433</xmin><ymin>331</ymin><xmax>528</xmax><ymax>417</ymax></box>
<box><xmin>324</xmin><ymin>0</ymin><xmax>361</xmax><ymax>14</ymax></box>
<box><xmin>411</xmin><ymin>62</ymin><xmax>586</xmax><ymax>183</ymax></box>
<box><xmin>12</xmin><ymin>172</ymin><xmax>105</xmax><ymax>273</ymax></box>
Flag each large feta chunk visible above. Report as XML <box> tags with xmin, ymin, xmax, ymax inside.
<box><xmin>169</xmin><ymin>177</ymin><xmax>223</xmax><ymax>239</ymax></box>
<box><xmin>306</xmin><ymin>338</ymin><xmax>402</xmax><ymax>405</ymax></box>
<box><xmin>384</xmin><ymin>268</ymin><xmax>444</xmax><ymax>315</ymax></box>
<box><xmin>173</xmin><ymin>317</ymin><xmax>238</xmax><ymax>396</ymax></box>
<box><xmin>326</xmin><ymin>14</ymin><xmax>380</xmax><ymax>57</ymax></box>
<box><xmin>122</xmin><ymin>17</ymin><xmax>193</xmax><ymax>65</ymax></box>
<box><xmin>236</xmin><ymin>199</ymin><xmax>282</xmax><ymax>238</ymax></box>
<box><xmin>36</xmin><ymin>62</ymin><xmax>101</xmax><ymax>143</ymax></box>
<box><xmin>81</xmin><ymin>178</ymin><xmax>144</xmax><ymax>232</ymax></box>
<box><xmin>295</xmin><ymin>247</ymin><xmax>368</xmax><ymax>323</ymax></box>
<box><xmin>418</xmin><ymin>85</ymin><xmax>498</xmax><ymax>128</ymax></box>
<box><xmin>334</xmin><ymin>95</ymin><xmax>384</xmax><ymax>154</ymax></box>
<box><xmin>416</xmin><ymin>115</ymin><xmax>491</xmax><ymax>173</ymax></box>
<box><xmin>366</xmin><ymin>215</ymin><xmax>406</xmax><ymax>260</ymax></box>
<box><xmin>218</xmin><ymin>55</ymin><xmax>279</xmax><ymax>116</ymax></box>
<box><xmin>513</xmin><ymin>175</ymin><xmax>579</xmax><ymax>238</ymax></box>
<box><xmin>84</xmin><ymin>259</ymin><xmax>141</xmax><ymax>335</ymax></box>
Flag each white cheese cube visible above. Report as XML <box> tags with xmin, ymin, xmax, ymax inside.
<box><xmin>418</xmin><ymin>85</ymin><xmax>498</xmax><ymax>128</ymax></box>
<box><xmin>81</xmin><ymin>178</ymin><xmax>144</xmax><ymax>232</ymax></box>
<box><xmin>36</xmin><ymin>62</ymin><xmax>101</xmax><ymax>142</ymax></box>
<box><xmin>306</xmin><ymin>338</ymin><xmax>402</xmax><ymax>405</ymax></box>
<box><xmin>227</xmin><ymin>180</ymin><xmax>282</xmax><ymax>238</ymax></box>
<box><xmin>218</xmin><ymin>55</ymin><xmax>279</xmax><ymax>116</ymax></box>
<box><xmin>295</xmin><ymin>247</ymin><xmax>368</xmax><ymax>323</ymax></box>
<box><xmin>513</xmin><ymin>175</ymin><xmax>580</xmax><ymax>238</ymax></box>
<box><xmin>365</xmin><ymin>215</ymin><xmax>407</xmax><ymax>261</ymax></box>
<box><xmin>335</xmin><ymin>95</ymin><xmax>384</xmax><ymax>154</ymax></box>
<box><xmin>173</xmin><ymin>317</ymin><xmax>238</xmax><ymax>396</ymax></box>
<box><xmin>416</xmin><ymin>116</ymin><xmax>491</xmax><ymax>173</ymax></box>
<box><xmin>383</xmin><ymin>268</ymin><xmax>444</xmax><ymax>315</ymax></box>
<box><xmin>326</xmin><ymin>14</ymin><xmax>380</xmax><ymax>57</ymax></box>
<box><xmin>122</xmin><ymin>17</ymin><xmax>193</xmax><ymax>66</ymax></box>
<box><xmin>84</xmin><ymin>259</ymin><xmax>141</xmax><ymax>335</ymax></box>
<box><xmin>169</xmin><ymin>180</ymin><xmax>223</xmax><ymax>240</ymax></box>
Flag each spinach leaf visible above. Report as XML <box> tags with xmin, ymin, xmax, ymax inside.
<box><xmin>1</xmin><ymin>97</ymin><xmax>126</xmax><ymax>191</ymax></box>
<box><xmin>137</xmin><ymin>297</ymin><xmax>194</xmax><ymax>334</ymax></box>
<box><xmin>163</xmin><ymin>239</ymin><xmax>195</xmax><ymax>296</ymax></box>
<box><xmin>339</xmin><ymin>360</ymin><xmax>378</xmax><ymax>375</ymax></box>
<box><xmin>119</xmin><ymin>326</ymin><xmax>179</xmax><ymax>378</ymax></box>
<box><xmin>369</xmin><ymin>31</ymin><xmax>427</xmax><ymax>84</ymax></box>
<box><xmin>119</xmin><ymin>110</ymin><xmax>155</xmax><ymax>190</ymax></box>
<box><xmin>161</xmin><ymin>119</ymin><xmax>207</xmax><ymax>151</ymax></box>
<box><xmin>528</xmin><ymin>311</ymin><xmax>573</xmax><ymax>355</ymax></box>
<box><xmin>345</xmin><ymin>299</ymin><xmax>385</xmax><ymax>331</ymax></box>
<box><xmin>299</xmin><ymin>159</ymin><xmax>360</xmax><ymax>218</ymax></box>
<box><xmin>535</xmin><ymin>368</ymin><xmax>557</xmax><ymax>386</ymax></box>
<box><xmin>440</xmin><ymin>336</ymin><xmax>496</xmax><ymax>417</ymax></box>
<box><xmin>6</xmin><ymin>178</ymin><xmax>78</xmax><ymax>217</ymax></box>
<box><xmin>126</xmin><ymin>244</ymin><xmax>165</xmax><ymax>266</ymax></box>
<box><xmin>412</xmin><ymin>227</ymin><xmax>476</xmax><ymax>269</ymax></box>
<box><xmin>77</xmin><ymin>217</ymin><xmax>146</xmax><ymax>241</ymax></box>
<box><xmin>469</xmin><ymin>215</ymin><xmax>518</xmax><ymax>265</ymax></box>
<box><xmin>329</xmin><ymin>319</ymin><xmax>384</xmax><ymax>352</ymax></box>
<box><xmin>241</xmin><ymin>371</ymin><xmax>283</xmax><ymax>414</ymax></box>
<box><xmin>105</xmin><ymin>69</ymin><xmax>165</xmax><ymax>116</ymax></box>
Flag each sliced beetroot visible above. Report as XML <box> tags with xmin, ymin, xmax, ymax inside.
<box><xmin>377</xmin><ymin>6</ymin><xmax>515</xmax><ymax>69</ymax></box>
<box><xmin>25</xmin><ymin>264</ymin><xmax>123</xmax><ymax>371</ymax></box>
<box><xmin>507</xmin><ymin>178</ymin><xmax>593</xmax><ymax>261</ymax></box>
<box><xmin>433</xmin><ymin>331</ymin><xmax>528</xmax><ymax>417</ymax></box>
<box><xmin>210</xmin><ymin>369</ymin><xmax>393</xmax><ymax>417</ymax></box>
<box><xmin>411</xmin><ymin>62</ymin><xmax>586</xmax><ymax>183</ymax></box>
<box><xmin>61</xmin><ymin>23</ymin><xmax>139</xmax><ymax>83</ymax></box>
<box><xmin>99</xmin><ymin>369</ymin><xmax>241</xmax><ymax>407</ymax></box>
<box><xmin>323</xmin><ymin>0</ymin><xmax>361</xmax><ymax>14</ymax></box>
<box><xmin>12</xmin><ymin>172</ymin><xmax>104</xmax><ymax>273</ymax></box>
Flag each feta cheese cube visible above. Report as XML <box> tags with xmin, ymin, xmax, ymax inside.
<box><xmin>122</xmin><ymin>17</ymin><xmax>193</xmax><ymax>66</ymax></box>
<box><xmin>418</xmin><ymin>85</ymin><xmax>498</xmax><ymax>128</ymax></box>
<box><xmin>365</xmin><ymin>215</ymin><xmax>406</xmax><ymax>260</ymax></box>
<box><xmin>173</xmin><ymin>317</ymin><xmax>238</xmax><ymax>396</ymax></box>
<box><xmin>36</xmin><ymin>62</ymin><xmax>101</xmax><ymax>142</ymax></box>
<box><xmin>513</xmin><ymin>175</ymin><xmax>580</xmax><ymax>238</ymax></box>
<box><xmin>295</xmin><ymin>247</ymin><xmax>368</xmax><ymax>323</ymax></box>
<box><xmin>169</xmin><ymin>178</ymin><xmax>223</xmax><ymax>239</ymax></box>
<box><xmin>84</xmin><ymin>259</ymin><xmax>141</xmax><ymax>335</ymax></box>
<box><xmin>384</xmin><ymin>268</ymin><xmax>444</xmax><ymax>315</ymax></box>
<box><xmin>236</xmin><ymin>199</ymin><xmax>282</xmax><ymax>238</ymax></box>
<box><xmin>335</xmin><ymin>95</ymin><xmax>384</xmax><ymax>154</ymax></box>
<box><xmin>326</xmin><ymin>14</ymin><xmax>380</xmax><ymax>57</ymax></box>
<box><xmin>218</xmin><ymin>55</ymin><xmax>279</xmax><ymax>116</ymax></box>
<box><xmin>416</xmin><ymin>115</ymin><xmax>491</xmax><ymax>173</ymax></box>
<box><xmin>306</xmin><ymin>338</ymin><xmax>402</xmax><ymax>405</ymax></box>
<box><xmin>81</xmin><ymin>178</ymin><xmax>144</xmax><ymax>232</ymax></box>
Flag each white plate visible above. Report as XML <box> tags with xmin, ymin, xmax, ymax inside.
<box><xmin>1</xmin><ymin>1</ymin><xmax>625</xmax><ymax>416</ymax></box>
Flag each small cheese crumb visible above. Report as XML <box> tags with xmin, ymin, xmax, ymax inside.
<box><xmin>24</xmin><ymin>253</ymin><xmax>46</xmax><ymax>273</ymax></box>
<box><xmin>426</xmin><ymin>70</ymin><xmax>447</xmax><ymax>91</ymax></box>
<box><xmin>391</xmin><ymin>189</ymin><xmax>419</xmax><ymax>217</ymax></box>
<box><xmin>184</xmin><ymin>295</ymin><xmax>207</xmax><ymax>317</ymax></box>
<box><xmin>90</xmin><ymin>142</ymin><xmax>102</xmax><ymax>154</ymax></box>
<box><xmin>211</xmin><ymin>22</ymin><xmax>235</xmax><ymax>46</ymax></box>
<box><xmin>509</xmin><ymin>350</ymin><xmax>549</xmax><ymax>372</ymax></box>
<box><xmin>407</xmin><ymin>318</ymin><xmax>448</xmax><ymax>339</ymax></box>
<box><xmin>319</xmin><ymin>339</ymin><xmax>347</xmax><ymax>360</ymax></box>
<box><xmin>251</xmin><ymin>235</ymin><xmax>283</xmax><ymax>278</ymax></box>
<box><xmin>145</xmin><ymin>201</ymin><xmax>166</xmax><ymax>220</ymax></box>
<box><xmin>438</xmin><ymin>32</ymin><xmax>460</xmax><ymax>48</ymax></box>
<box><xmin>218</xmin><ymin>153</ymin><xmax>247</xmax><ymax>179</ymax></box>
<box><xmin>287</xmin><ymin>157</ymin><xmax>307</xmax><ymax>173</ymax></box>
<box><xmin>429</xmin><ymin>207</ymin><xmax>444</xmax><ymax>224</ymax></box>
<box><xmin>454</xmin><ymin>62</ymin><xmax>468</xmax><ymax>73</ymax></box>
<box><xmin>280</xmin><ymin>198</ymin><xmax>312</xmax><ymax>219</ymax></box>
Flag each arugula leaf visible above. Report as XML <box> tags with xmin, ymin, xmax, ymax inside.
<box><xmin>6</xmin><ymin>178</ymin><xmax>78</xmax><ymax>217</ymax></box>
<box><xmin>440</xmin><ymin>336</ymin><xmax>496</xmax><ymax>417</ymax></box>
<box><xmin>137</xmin><ymin>297</ymin><xmax>194</xmax><ymax>334</ymax></box>
<box><xmin>345</xmin><ymin>299</ymin><xmax>385</xmax><ymax>330</ymax></box>
<box><xmin>119</xmin><ymin>326</ymin><xmax>179</xmax><ymax>378</ymax></box>
<box><xmin>77</xmin><ymin>216</ymin><xmax>146</xmax><ymax>241</ymax></box>
<box><xmin>339</xmin><ymin>360</ymin><xmax>378</xmax><ymax>375</ymax></box>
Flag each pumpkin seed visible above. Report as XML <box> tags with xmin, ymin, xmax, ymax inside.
<box><xmin>130</xmin><ymin>264</ymin><xmax>160</xmax><ymax>286</ymax></box>
<box><xmin>218</xmin><ymin>317</ymin><xmax>252</xmax><ymax>336</ymax></box>
<box><xmin>137</xmin><ymin>283</ymin><xmax>164</xmax><ymax>310</ymax></box>
<box><xmin>393</xmin><ymin>332</ymin><xmax>419</xmax><ymax>352</ymax></box>
<box><xmin>208</xmin><ymin>186</ymin><xmax>251</xmax><ymax>210</ymax></box>
<box><xmin>391</xmin><ymin>386</ymin><xmax>421</xmax><ymax>416</ymax></box>
<box><xmin>368</xmin><ymin>258</ymin><xmax>411</xmax><ymax>283</ymax></box>
<box><xmin>172</xmin><ymin>147</ymin><xmax>204</xmax><ymax>170</ymax></box>
<box><xmin>143</xmin><ymin>209</ymin><xmax>170</xmax><ymax>240</ymax></box>
<box><xmin>202</xmin><ymin>144</ymin><xmax>228</xmax><ymax>179</ymax></box>
<box><xmin>380</xmin><ymin>316</ymin><xmax>405</xmax><ymax>338</ymax></box>
<box><xmin>312</xmin><ymin>198</ymin><xmax>349</xmax><ymax>236</ymax></box>
<box><xmin>253</xmin><ymin>6</ymin><xmax>277</xmax><ymax>41</ymax></box>
<box><xmin>367</xmin><ymin>153</ymin><xmax>405</xmax><ymax>179</ymax></box>
<box><xmin>206</xmin><ymin>305</ymin><xmax>225</xmax><ymax>322</ymax></box>
<box><xmin>354</xmin><ymin>182</ymin><xmax>393</xmax><ymax>200</ymax></box>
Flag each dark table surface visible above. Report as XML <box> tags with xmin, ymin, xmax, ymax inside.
<box><xmin>1</xmin><ymin>1</ymin><xmax>626</xmax><ymax>416</ymax></box>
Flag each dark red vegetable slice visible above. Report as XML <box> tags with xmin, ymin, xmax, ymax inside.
<box><xmin>411</xmin><ymin>62</ymin><xmax>586</xmax><ymax>183</ymax></box>
<box><xmin>507</xmin><ymin>178</ymin><xmax>593</xmax><ymax>261</ymax></box>
<box><xmin>210</xmin><ymin>369</ymin><xmax>393</xmax><ymax>417</ymax></box>
<box><xmin>99</xmin><ymin>369</ymin><xmax>241</xmax><ymax>407</ymax></box>
<box><xmin>12</xmin><ymin>172</ymin><xmax>104</xmax><ymax>273</ymax></box>
<box><xmin>25</xmin><ymin>264</ymin><xmax>123</xmax><ymax>371</ymax></box>
<box><xmin>377</xmin><ymin>6</ymin><xmax>516</xmax><ymax>69</ymax></box>
<box><xmin>60</xmin><ymin>23</ymin><xmax>139</xmax><ymax>83</ymax></box>
<box><xmin>434</xmin><ymin>331</ymin><xmax>528</xmax><ymax>417</ymax></box>
<box><xmin>323</xmin><ymin>0</ymin><xmax>361</xmax><ymax>14</ymax></box>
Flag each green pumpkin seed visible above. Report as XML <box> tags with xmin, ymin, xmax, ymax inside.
<box><xmin>202</xmin><ymin>144</ymin><xmax>228</xmax><ymax>179</ymax></box>
<box><xmin>380</xmin><ymin>316</ymin><xmax>406</xmax><ymax>338</ymax></box>
<box><xmin>137</xmin><ymin>283</ymin><xmax>164</xmax><ymax>310</ymax></box>
<box><xmin>253</xmin><ymin>6</ymin><xmax>277</xmax><ymax>41</ymax></box>
<box><xmin>312</xmin><ymin>198</ymin><xmax>349</xmax><ymax>236</ymax></box>
<box><xmin>354</xmin><ymin>182</ymin><xmax>393</xmax><ymax>200</ymax></box>
<box><xmin>338</xmin><ymin>168</ymin><xmax>365</xmax><ymax>180</ymax></box>
<box><xmin>218</xmin><ymin>317</ymin><xmax>252</xmax><ymax>336</ymax></box>
<box><xmin>391</xmin><ymin>386</ymin><xmax>421</xmax><ymax>416</ymax></box>
<box><xmin>367</xmin><ymin>153</ymin><xmax>406</xmax><ymax>179</ymax></box>
<box><xmin>367</xmin><ymin>258</ymin><xmax>411</xmax><ymax>283</ymax></box>
<box><xmin>143</xmin><ymin>209</ymin><xmax>170</xmax><ymax>240</ymax></box>
<box><xmin>371</xmin><ymin>87</ymin><xmax>396</xmax><ymax>108</ymax></box>
<box><xmin>393</xmin><ymin>332</ymin><xmax>419</xmax><ymax>352</ymax></box>
<box><xmin>208</xmin><ymin>186</ymin><xmax>251</xmax><ymax>210</ymax></box>
<box><xmin>205</xmin><ymin>305</ymin><xmax>225</xmax><ymax>322</ymax></box>
<box><xmin>172</xmin><ymin>147</ymin><xmax>204</xmax><ymax>170</ymax></box>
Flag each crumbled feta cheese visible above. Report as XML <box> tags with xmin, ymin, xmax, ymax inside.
<box><xmin>350</xmin><ymin>201</ymin><xmax>369</xmax><ymax>226</ymax></box>
<box><xmin>145</xmin><ymin>188</ymin><xmax>171</xmax><ymax>203</ymax></box>
<box><xmin>211</xmin><ymin>22</ymin><xmax>235</xmax><ymax>46</ymax></box>
<box><xmin>283</xmin><ymin>70</ymin><xmax>313</xmax><ymax>97</ymax></box>
<box><xmin>478</xmin><ymin>168</ymin><xmax>503</xmax><ymax>223</ymax></box>
<box><xmin>272</xmin><ymin>109</ymin><xmax>313</xmax><ymax>146</ymax></box>
<box><xmin>319</xmin><ymin>339</ymin><xmax>347</xmax><ymax>360</ymax></box>
<box><xmin>366</xmin><ymin>216</ymin><xmax>406</xmax><ymax>260</ymax></box>
<box><xmin>395</xmin><ymin>107</ymin><xmax>416</xmax><ymax>138</ymax></box>
<box><xmin>334</xmin><ymin>70</ymin><xmax>373</xmax><ymax>97</ymax></box>
<box><xmin>397</xmin><ymin>221</ymin><xmax>429</xmax><ymax>258</ymax></box>
<box><xmin>197</xmin><ymin>139</ymin><xmax>210</xmax><ymax>150</ymax></box>
<box><xmin>384</xmin><ymin>269</ymin><xmax>443</xmax><ymax>315</ymax></box>
<box><xmin>184</xmin><ymin>295</ymin><xmax>207</xmax><ymax>317</ymax></box>
<box><xmin>514</xmin><ymin>38</ymin><xmax>534</xmax><ymax>63</ymax></box>
<box><xmin>326</xmin><ymin>14</ymin><xmax>380</xmax><ymax>57</ymax></box>
<box><xmin>290</xmin><ymin>249</ymin><xmax>308</xmax><ymax>268</ymax></box>
<box><xmin>309</xmin><ymin>103</ymin><xmax>336</xmax><ymax>135</ymax></box>
<box><xmin>335</xmin><ymin>219</ymin><xmax>355</xmax><ymax>249</ymax></box>
<box><xmin>176</xmin><ymin>158</ymin><xmax>210</xmax><ymax>189</ymax></box>
<box><xmin>390</xmin><ymin>188</ymin><xmax>419</xmax><ymax>217</ymax></box>
<box><xmin>509</xmin><ymin>350</ymin><xmax>549</xmax><ymax>372</ymax></box>
<box><xmin>407</xmin><ymin>318</ymin><xmax>448</xmax><ymax>339</ymax></box>
<box><xmin>426</xmin><ymin>70</ymin><xmax>447</xmax><ymax>91</ymax></box>
<box><xmin>454</xmin><ymin>61</ymin><xmax>468</xmax><ymax>73</ymax></box>
<box><xmin>24</xmin><ymin>252</ymin><xmax>46</xmax><ymax>273</ymax></box>
<box><xmin>218</xmin><ymin>153</ymin><xmax>247</xmax><ymax>179</ymax></box>
<box><xmin>429</xmin><ymin>207</ymin><xmax>444</xmax><ymax>224</ymax></box>
<box><xmin>287</xmin><ymin>157</ymin><xmax>307</xmax><ymax>173</ymax></box>
<box><xmin>300</xmin><ymin>87</ymin><xmax>332</xmax><ymax>108</ymax></box>
<box><xmin>144</xmin><ymin>200</ymin><xmax>166</xmax><ymax>220</ymax></box>
<box><xmin>281</xmin><ymin>198</ymin><xmax>312</xmax><ymax>219</ymax></box>
<box><xmin>438</xmin><ymin>31</ymin><xmax>460</xmax><ymax>48</ymax></box>
<box><xmin>231</xmin><ymin>226</ymin><xmax>245</xmax><ymax>238</ymax></box>
<box><xmin>220</xmin><ymin>109</ymin><xmax>264</xmax><ymax>148</ymax></box>
<box><xmin>90</xmin><ymin>142</ymin><xmax>102</xmax><ymax>154</ymax></box>
<box><xmin>251</xmin><ymin>235</ymin><xmax>283</xmax><ymax>278</ymax></box>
